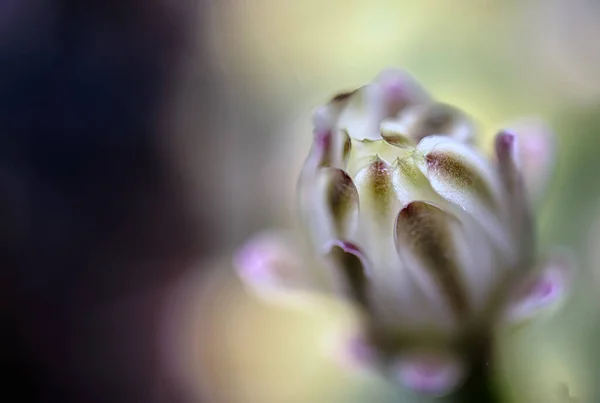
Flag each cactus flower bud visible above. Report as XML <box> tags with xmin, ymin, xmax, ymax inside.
<box><xmin>235</xmin><ymin>70</ymin><xmax>574</xmax><ymax>396</ymax></box>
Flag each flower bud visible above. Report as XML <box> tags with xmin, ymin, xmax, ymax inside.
<box><xmin>237</xmin><ymin>69</ymin><xmax>575</xmax><ymax>396</ymax></box>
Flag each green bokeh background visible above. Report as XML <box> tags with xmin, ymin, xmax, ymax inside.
<box><xmin>172</xmin><ymin>1</ymin><xmax>600</xmax><ymax>402</ymax></box>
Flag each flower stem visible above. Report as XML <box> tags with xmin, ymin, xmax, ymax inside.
<box><xmin>452</xmin><ymin>338</ymin><xmax>501</xmax><ymax>403</ymax></box>
<box><xmin>454</xmin><ymin>360</ymin><xmax>500</xmax><ymax>403</ymax></box>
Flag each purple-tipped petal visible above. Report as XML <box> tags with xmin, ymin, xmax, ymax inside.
<box><xmin>392</xmin><ymin>351</ymin><xmax>465</xmax><ymax>396</ymax></box>
<box><xmin>495</xmin><ymin>130</ymin><xmax>524</xmax><ymax>196</ymax></box>
<box><xmin>504</xmin><ymin>250</ymin><xmax>576</xmax><ymax>324</ymax></box>
<box><xmin>495</xmin><ymin>130</ymin><xmax>535</xmax><ymax>266</ymax></box>
<box><xmin>495</xmin><ymin>130</ymin><xmax>517</xmax><ymax>162</ymax></box>
<box><xmin>326</xmin><ymin>240</ymin><xmax>370</xmax><ymax>308</ymax></box>
<box><xmin>504</xmin><ymin>118</ymin><xmax>556</xmax><ymax>201</ymax></box>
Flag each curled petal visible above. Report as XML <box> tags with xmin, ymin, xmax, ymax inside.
<box><xmin>334</xmin><ymin>70</ymin><xmax>430</xmax><ymax>141</ymax></box>
<box><xmin>319</xmin><ymin>168</ymin><xmax>360</xmax><ymax>239</ymax></box>
<box><xmin>394</xmin><ymin>201</ymin><xmax>469</xmax><ymax>320</ymax></box>
<box><xmin>504</xmin><ymin>250</ymin><xmax>576</xmax><ymax>325</ymax></box>
<box><xmin>340</xmin><ymin>129</ymin><xmax>352</xmax><ymax>167</ymax></box>
<box><xmin>380</xmin><ymin>119</ymin><xmax>417</xmax><ymax>148</ymax></box>
<box><xmin>392</xmin><ymin>350</ymin><xmax>465</xmax><ymax>396</ymax></box>
<box><xmin>397</xmin><ymin>103</ymin><xmax>474</xmax><ymax>143</ymax></box>
<box><xmin>336</xmin><ymin>85</ymin><xmax>388</xmax><ymax>140</ymax></box>
<box><xmin>233</xmin><ymin>231</ymin><xmax>318</xmax><ymax>303</ymax></box>
<box><xmin>300</xmin><ymin>167</ymin><xmax>360</xmax><ymax>249</ymax></box>
<box><xmin>302</xmin><ymin>127</ymin><xmax>352</xmax><ymax>177</ymax></box>
<box><xmin>302</xmin><ymin>129</ymin><xmax>334</xmax><ymax>172</ymax></box>
<box><xmin>312</xmin><ymin>90</ymin><xmax>357</xmax><ymax>133</ymax></box>
<box><xmin>505</xmin><ymin>118</ymin><xmax>556</xmax><ymax>201</ymax></box>
<box><xmin>326</xmin><ymin>240</ymin><xmax>370</xmax><ymax>309</ymax></box>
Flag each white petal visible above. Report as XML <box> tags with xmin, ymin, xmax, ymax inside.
<box><xmin>451</xmin><ymin>209</ymin><xmax>501</xmax><ymax>316</ymax></box>
<box><xmin>380</xmin><ymin>119</ymin><xmax>417</xmax><ymax>148</ymax></box>
<box><xmin>415</xmin><ymin>135</ymin><xmax>503</xmax><ymax>212</ymax></box>
<box><xmin>337</xmin><ymin>70</ymin><xmax>431</xmax><ymax>141</ymax></box>
<box><xmin>392</xmin><ymin>199</ymin><xmax>501</xmax><ymax>325</ymax></box>
<box><xmin>337</xmin><ymin>85</ymin><xmax>386</xmax><ymax>140</ymax></box>
<box><xmin>394</xmin><ymin>201</ymin><xmax>469</xmax><ymax>320</ymax></box>
<box><xmin>415</xmin><ymin>135</ymin><xmax>513</xmax><ymax>260</ymax></box>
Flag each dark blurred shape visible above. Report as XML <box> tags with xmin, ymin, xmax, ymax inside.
<box><xmin>1</xmin><ymin>1</ymin><xmax>208</xmax><ymax>402</ymax></box>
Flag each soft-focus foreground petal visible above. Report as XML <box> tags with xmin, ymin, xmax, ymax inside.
<box><xmin>163</xmin><ymin>258</ymin><xmax>371</xmax><ymax>403</ymax></box>
<box><xmin>504</xmin><ymin>117</ymin><xmax>556</xmax><ymax>201</ymax></box>
<box><xmin>233</xmin><ymin>230</ymin><xmax>322</xmax><ymax>305</ymax></box>
<box><xmin>391</xmin><ymin>350</ymin><xmax>465</xmax><ymax>396</ymax></box>
<box><xmin>324</xmin><ymin>328</ymin><xmax>378</xmax><ymax>374</ymax></box>
<box><xmin>503</xmin><ymin>250</ymin><xmax>576</xmax><ymax>325</ymax></box>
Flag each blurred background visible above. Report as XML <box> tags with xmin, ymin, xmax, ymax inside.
<box><xmin>2</xmin><ymin>0</ymin><xmax>600</xmax><ymax>402</ymax></box>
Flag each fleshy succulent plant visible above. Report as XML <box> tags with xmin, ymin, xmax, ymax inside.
<box><xmin>234</xmin><ymin>69</ymin><xmax>574</xmax><ymax>398</ymax></box>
